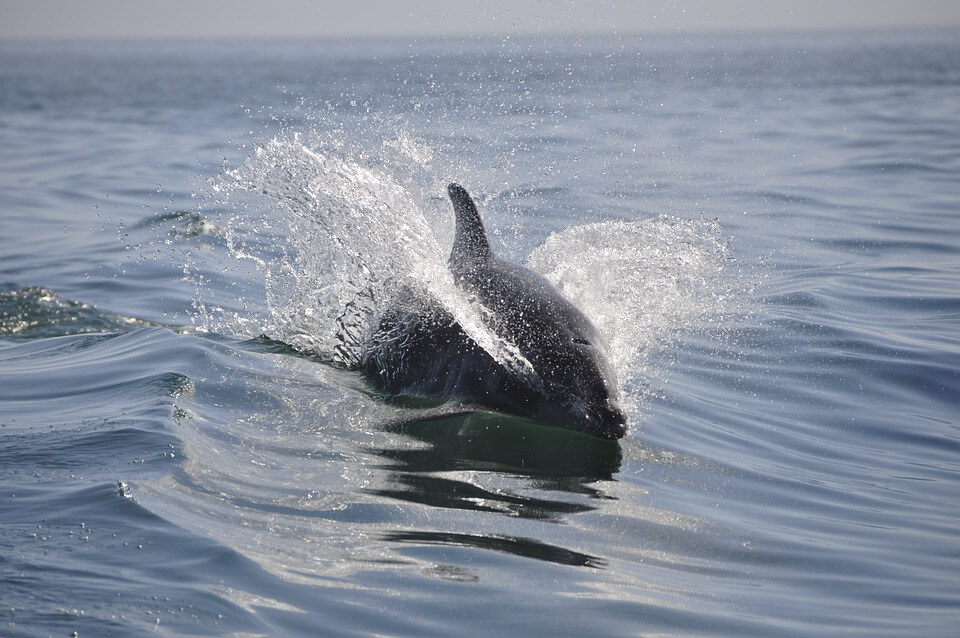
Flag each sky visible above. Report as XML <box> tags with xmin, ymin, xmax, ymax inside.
<box><xmin>2</xmin><ymin>0</ymin><xmax>959</xmax><ymax>40</ymax></box>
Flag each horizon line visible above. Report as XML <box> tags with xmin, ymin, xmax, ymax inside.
<box><xmin>2</xmin><ymin>23</ymin><xmax>958</xmax><ymax>46</ymax></box>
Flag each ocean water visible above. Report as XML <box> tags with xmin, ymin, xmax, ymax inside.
<box><xmin>1</xmin><ymin>29</ymin><xmax>959</xmax><ymax>636</ymax></box>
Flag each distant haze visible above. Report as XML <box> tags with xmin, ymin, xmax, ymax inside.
<box><xmin>2</xmin><ymin>0</ymin><xmax>959</xmax><ymax>40</ymax></box>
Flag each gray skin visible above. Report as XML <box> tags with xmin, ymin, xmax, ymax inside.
<box><xmin>359</xmin><ymin>183</ymin><xmax>627</xmax><ymax>440</ymax></box>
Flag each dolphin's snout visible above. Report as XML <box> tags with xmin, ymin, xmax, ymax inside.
<box><xmin>601</xmin><ymin>405</ymin><xmax>628</xmax><ymax>439</ymax></box>
<box><xmin>584</xmin><ymin>401</ymin><xmax>627</xmax><ymax>440</ymax></box>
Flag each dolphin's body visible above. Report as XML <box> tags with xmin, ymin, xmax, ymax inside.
<box><xmin>359</xmin><ymin>183</ymin><xmax>626</xmax><ymax>439</ymax></box>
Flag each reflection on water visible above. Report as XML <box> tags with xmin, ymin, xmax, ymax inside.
<box><xmin>371</xmin><ymin>471</ymin><xmax>596</xmax><ymax>520</ymax></box>
<box><xmin>371</xmin><ymin>411</ymin><xmax>622</xmax><ymax>481</ymax></box>
<box><xmin>382</xmin><ymin>530</ymin><xmax>606</xmax><ymax>569</ymax></box>
<box><xmin>369</xmin><ymin>411</ymin><xmax>620</xmax><ymax>567</ymax></box>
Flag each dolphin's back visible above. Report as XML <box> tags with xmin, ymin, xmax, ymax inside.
<box><xmin>461</xmin><ymin>257</ymin><xmax>601</xmax><ymax>358</ymax></box>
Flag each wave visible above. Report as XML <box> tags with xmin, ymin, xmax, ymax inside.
<box><xmin>0</xmin><ymin>284</ymin><xmax>161</xmax><ymax>341</ymax></box>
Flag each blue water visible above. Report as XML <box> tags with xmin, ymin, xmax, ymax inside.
<box><xmin>2</xmin><ymin>30</ymin><xmax>959</xmax><ymax>636</ymax></box>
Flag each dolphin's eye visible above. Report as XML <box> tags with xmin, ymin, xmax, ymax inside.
<box><xmin>572</xmin><ymin>337</ymin><xmax>590</xmax><ymax>346</ymax></box>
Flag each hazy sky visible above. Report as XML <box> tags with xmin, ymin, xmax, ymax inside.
<box><xmin>2</xmin><ymin>0</ymin><xmax>959</xmax><ymax>40</ymax></box>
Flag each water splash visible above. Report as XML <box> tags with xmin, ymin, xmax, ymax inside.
<box><xmin>528</xmin><ymin>216</ymin><xmax>737</xmax><ymax>408</ymax></box>
<box><xmin>201</xmin><ymin>131</ymin><xmax>738</xmax><ymax>415</ymax></box>
<box><xmin>209</xmin><ymin>132</ymin><xmax>541</xmax><ymax>383</ymax></box>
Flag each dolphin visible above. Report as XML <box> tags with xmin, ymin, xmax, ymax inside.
<box><xmin>359</xmin><ymin>183</ymin><xmax>627</xmax><ymax>440</ymax></box>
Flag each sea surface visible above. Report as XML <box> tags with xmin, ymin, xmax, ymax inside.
<box><xmin>1</xmin><ymin>29</ymin><xmax>959</xmax><ymax>636</ymax></box>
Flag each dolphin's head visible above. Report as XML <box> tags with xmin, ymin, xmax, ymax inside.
<box><xmin>532</xmin><ymin>336</ymin><xmax>628</xmax><ymax>440</ymax></box>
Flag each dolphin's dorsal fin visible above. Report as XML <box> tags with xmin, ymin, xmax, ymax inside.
<box><xmin>448</xmin><ymin>183</ymin><xmax>490</xmax><ymax>270</ymax></box>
